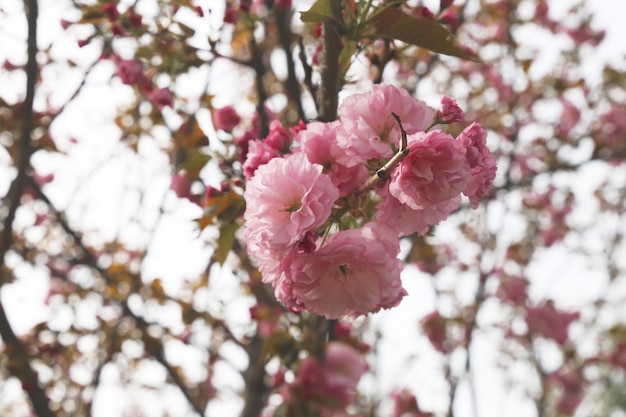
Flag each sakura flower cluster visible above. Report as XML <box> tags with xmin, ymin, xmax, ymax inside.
<box><xmin>243</xmin><ymin>84</ymin><xmax>496</xmax><ymax>319</ymax></box>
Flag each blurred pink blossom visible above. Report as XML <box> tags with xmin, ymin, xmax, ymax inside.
<box><xmin>116</xmin><ymin>59</ymin><xmax>143</xmax><ymax>85</ymax></box>
<box><xmin>457</xmin><ymin>122</ymin><xmax>497</xmax><ymax>208</ymax></box>
<box><xmin>436</xmin><ymin>96</ymin><xmax>464</xmax><ymax>123</ymax></box>
<box><xmin>213</xmin><ymin>106</ymin><xmax>240</xmax><ymax>131</ymax></box>
<box><xmin>525</xmin><ymin>302</ymin><xmax>579</xmax><ymax>346</ymax></box>
<box><xmin>281</xmin><ymin>342</ymin><xmax>368</xmax><ymax>412</ymax></box>
<box><xmin>148</xmin><ymin>87</ymin><xmax>173</xmax><ymax>109</ymax></box>
<box><xmin>242</xmin><ymin>139</ymin><xmax>280</xmax><ymax>179</ymax></box>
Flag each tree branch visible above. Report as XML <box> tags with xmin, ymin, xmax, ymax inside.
<box><xmin>275</xmin><ymin>8</ymin><xmax>306</xmax><ymax>123</ymax></box>
<box><xmin>315</xmin><ymin>1</ymin><xmax>342</xmax><ymax>122</ymax></box>
<box><xmin>30</xmin><ymin>179</ymin><xmax>207</xmax><ymax>416</ymax></box>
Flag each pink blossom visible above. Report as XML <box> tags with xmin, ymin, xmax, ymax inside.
<box><xmin>102</xmin><ymin>2</ymin><xmax>119</xmax><ymax>21</ymax></box>
<box><xmin>436</xmin><ymin>96</ymin><xmax>464</xmax><ymax>123</ymax></box>
<box><xmin>391</xmin><ymin>389</ymin><xmax>433</xmax><ymax>417</ymax></box>
<box><xmin>286</xmin><ymin>223</ymin><xmax>406</xmax><ymax>319</ymax></box>
<box><xmin>282</xmin><ymin>342</ymin><xmax>368</xmax><ymax>412</ymax></box>
<box><xmin>390</xmin><ymin>130</ymin><xmax>470</xmax><ymax>210</ymax></box>
<box><xmin>128</xmin><ymin>9</ymin><xmax>142</xmax><ymax>28</ymax></box>
<box><xmin>243</xmin><ymin>153</ymin><xmax>339</xmax><ymax>259</ymax></box>
<box><xmin>421</xmin><ymin>311</ymin><xmax>448</xmax><ymax>353</ymax></box>
<box><xmin>558</xmin><ymin>98</ymin><xmax>580</xmax><ymax>135</ymax></box>
<box><xmin>548</xmin><ymin>368</ymin><xmax>585</xmax><ymax>415</ymax></box>
<box><xmin>148</xmin><ymin>87</ymin><xmax>173</xmax><ymax>109</ymax></box>
<box><xmin>223</xmin><ymin>7</ymin><xmax>237</xmax><ymax>23</ymax></box>
<box><xmin>274</xmin><ymin>0</ymin><xmax>292</xmax><ymax>9</ymax></box>
<box><xmin>170</xmin><ymin>173</ymin><xmax>192</xmax><ymax>198</ymax></box>
<box><xmin>297</xmin><ymin>120</ymin><xmax>369</xmax><ymax>196</ymax></box>
<box><xmin>264</xmin><ymin>120</ymin><xmax>291</xmax><ymax>152</ymax></box>
<box><xmin>376</xmin><ymin>186</ymin><xmax>460</xmax><ymax>237</ymax></box>
<box><xmin>242</xmin><ymin>139</ymin><xmax>280</xmax><ymax>179</ymax></box>
<box><xmin>338</xmin><ymin>84</ymin><xmax>435</xmax><ymax>164</ymax></box>
<box><xmin>497</xmin><ymin>276</ymin><xmax>528</xmax><ymax>306</ymax></box>
<box><xmin>234</xmin><ymin>129</ymin><xmax>258</xmax><ymax>163</ymax></box>
<box><xmin>213</xmin><ymin>106</ymin><xmax>240</xmax><ymax>131</ymax></box>
<box><xmin>438</xmin><ymin>9</ymin><xmax>459</xmax><ymax>28</ymax></box>
<box><xmin>416</xmin><ymin>6</ymin><xmax>434</xmax><ymax>19</ymax></box>
<box><xmin>525</xmin><ymin>302</ymin><xmax>579</xmax><ymax>346</ymax></box>
<box><xmin>116</xmin><ymin>59</ymin><xmax>143</xmax><ymax>85</ymax></box>
<box><xmin>595</xmin><ymin>105</ymin><xmax>626</xmax><ymax>151</ymax></box>
<box><xmin>456</xmin><ymin>122</ymin><xmax>497</xmax><ymax>208</ymax></box>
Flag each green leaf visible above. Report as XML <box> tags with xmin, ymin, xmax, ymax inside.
<box><xmin>300</xmin><ymin>0</ymin><xmax>342</xmax><ymax>25</ymax></box>
<box><xmin>369</xmin><ymin>7</ymin><xmax>475</xmax><ymax>61</ymax></box>
<box><xmin>214</xmin><ymin>222</ymin><xmax>239</xmax><ymax>265</ymax></box>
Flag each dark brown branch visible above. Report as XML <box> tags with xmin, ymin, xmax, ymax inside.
<box><xmin>0</xmin><ymin>301</ymin><xmax>55</xmax><ymax>417</ymax></box>
<box><xmin>240</xmin><ymin>333</ymin><xmax>268</xmax><ymax>417</ymax></box>
<box><xmin>315</xmin><ymin>1</ymin><xmax>342</xmax><ymax>122</ymax></box>
<box><xmin>275</xmin><ymin>8</ymin><xmax>306</xmax><ymax>123</ymax></box>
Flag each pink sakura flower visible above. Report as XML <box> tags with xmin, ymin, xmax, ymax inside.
<box><xmin>391</xmin><ymin>389</ymin><xmax>433</xmax><ymax>417</ymax></box>
<box><xmin>274</xmin><ymin>0</ymin><xmax>292</xmax><ymax>9</ymax></box>
<box><xmin>456</xmin><ymin>122</ymin><xmax>497</xmax><ymax>208</ymax></box>
<box><xmin>264</xmin><ymin>120</ymin><xmax>291</xmax><ymax>152</ymax></box>
<box><xmin>376</xmin><ymin>187</ymin><xmax>461</xmax><ymax>237</ymax></box>
<box><xmin>102</xmin><ymin>2</ymin><xmax>119</xmax><ymax>21</ymax></box>
<box><xmin>497</xmin><ymin>276</ymin><xmax>528</xmax><ymax>306</ymax></box>
<box><xmin>243</xmin><ymin>152</ymin><xmax>339</xmax><ymax>259</ymax></box>
<box><xmin>296</xmin><ymin>120</ymin><xmax>369</xmax><ymax>196</ymax></box>
<box><xmin>436</xmin><ymin>96</ymin><xmax>464</xmax><ymax>123</ymax></box>
<box><xmin>223</xmin><ymin>7</ymin><xmax>237</xmax><ymax>23</ymax></box>
<box><xmin>558</xmin><ymin>98</ymin><xmax>581</xmax><ymax>136</ymax></box>
<box><xmin>421</xmin><ymin>311</ymin><xmax>448</xmax><ymax>353</ymax></box>
<box><xmin>212</xmin><ymin>106</ymin><xmax>240</xmax><ymax>131</ymax></box>
<box><xmin>548</xmin><ymin>368</ymin><xmax>585</xmax><ymax>415</ymax></box>
<box><xmin>389</xmin><ymin>130</ymin><xmax>470</xmax><ymax>210</ymax></box>
<box><xmin>242</xmin><ymin>121</ymin><xmax>295</xmax><ymax>179</ymax></box>
<box><xmin>170</xmin><ymin>172</ymin><xmax>193</xmax><ymax>200</ymax></box>
<box><xmin>234</xmin><ymin>129</ymin><xmax>258</xmax><ymax>163</ymax></box>
<box><xmin>148</xmin><ymin>87</ymin><xmax>173</xmax><ymax>109</ymax></box>
<box><xmin>338</xmin><ymin>83</ymin><xmax>435</xmax><ymax>165</ymax></box>
<box><xmin>595</xmin><ymin>105</ymin><xmax>626</xmax><ymax>151</ymax></box>
<box><xmin>282</xmin><ymin>342</ymin><xmax>368</xmax><ymax>412</ymax></box>
<box><xmin>525</xmin><ymin>302</ymin><xmax>579</xmax><ymax>346</ymax></box>
<box><xmin>286</xmin><ymin>223</ymin><xmax>406</xmax><ymax>319</ymax></box>
<box><xmin>242</xmin><ymin>139</ymin><xmax>280</xmax><ymax>179</ymax></box>
<box><xmin>116</xmin><ymin>58</ymin><xmax>143</xmax><ymax>85</ymax></box>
